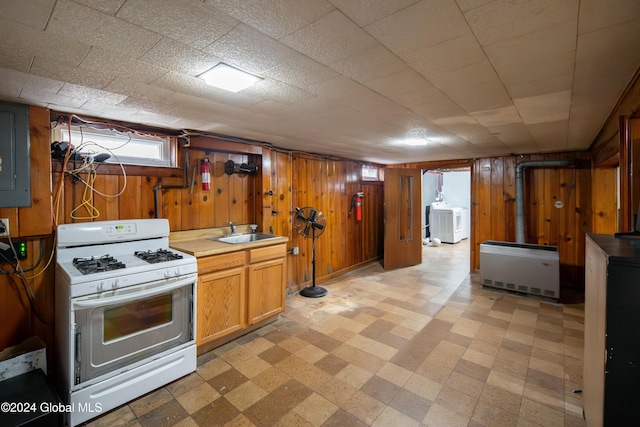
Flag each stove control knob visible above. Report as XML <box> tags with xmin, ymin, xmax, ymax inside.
<box><xmin>97</xmin><ymin>282</ymin><xmax>104</xmax><ymax>291</ymax></box>
<box><xmin>112</xmin><ymin>279</ymin><xmax>119</xmax><ymax>289</ymax></box>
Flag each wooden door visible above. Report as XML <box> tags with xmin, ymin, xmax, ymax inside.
<box><xmin>384</xmin><ymin>168</ymin><xmax>422</xmax><ymax>269</ymax></box>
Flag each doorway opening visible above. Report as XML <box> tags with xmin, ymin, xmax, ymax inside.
<box><xmin>422</xmin><ymin>168</ymin><xmax>471</xmax><ymax>270</ymax></box>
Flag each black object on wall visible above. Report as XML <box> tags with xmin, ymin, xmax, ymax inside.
<box><xmin>0</xmin><ymin>102</ymin><xmax>30</xmax><ymax>207</ymax></box>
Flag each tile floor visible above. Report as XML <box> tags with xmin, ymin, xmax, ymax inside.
<box><xmin>85</xmin><ymin>240</ymin><xmax>586</xmax><ymax>427</ymax></box>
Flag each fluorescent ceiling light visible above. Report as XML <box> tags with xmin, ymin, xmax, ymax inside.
<box><xmin>402</xmin><ymin>138</ymin><xmax>429</xmax><ymax>146</ymax></box>
<box><xmin>199</xmin><ymin>63</ymin><xmax>262</xmax><ymax>93</ymax></box>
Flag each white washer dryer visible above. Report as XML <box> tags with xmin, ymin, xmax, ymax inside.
<box><xmin>429</xmin><ymin>202</ymin><xmax>468</xmax><ymax>243</ymax></box>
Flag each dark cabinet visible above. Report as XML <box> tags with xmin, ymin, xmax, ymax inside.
<box><xmin>584</xmin><ymin>234</ymin><xmax>640</xmax><ymax>426</ymax></box>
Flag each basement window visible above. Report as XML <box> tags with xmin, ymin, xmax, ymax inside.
<box><xmin>58</xmin><ymin>126</ymin><xmax>171</xmax><ymax>167</ymax></box>
<box><xmin>362</xmin><ymin>165</ymin><xmax>380</xmax><ymax>181</ymax></box>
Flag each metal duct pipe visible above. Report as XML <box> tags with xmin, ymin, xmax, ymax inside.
<box><xmin>515</xmin><ymin>160</ymin><xmax>575</xmax><ymax>243</ymax></box>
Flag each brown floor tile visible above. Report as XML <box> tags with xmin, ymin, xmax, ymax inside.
<box><xmin>86</xmin><ymin>241</ymin><xmax>586</xmax><ymax>427</ymax></box>
<box><xmin>191</xmin><ymin>397</ymin><xmax>240</xmax><ymax>427</ymax></box>
<box><xmin>360</xmin><ymin>375</ymin><xmax>401</xmax><ymax>404</ymax></box>
<box><xmin>207</xmin><ymin>368</ymin><xmax>249</xmax><ymax>395</ymax></box>
<box><xmin>243</xmin><ymin>379</ymin><xmax>312</xmax><ymax>426</ymax></box>
<box><xmin>388</xmin><ymin>388</ymin><xmax>432</xmax><ymax>422</ymax></box>
<box><xmin>138</xmin><ymin>399</ymin><xmax>189</xmax><ymax>427</ymax></box>
<box><xmin>321</xmin><ymin>408</ymin><xmax>369</xmax><ymax>427</ymax></box>
<box><xmin>314</xmin><ymin>353</ymin><xmax>350</xmax><ymax>376</ymax></box>
<box><xmin>454</xmin><ymin>358</ymin><xmax>491</xmax><ymax>382</ymax></box>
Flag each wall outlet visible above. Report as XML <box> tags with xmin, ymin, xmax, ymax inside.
<box><xmin>0</xmin><ymin>218</ymin><xmax>8</xmax><ymax>237</ymax></box>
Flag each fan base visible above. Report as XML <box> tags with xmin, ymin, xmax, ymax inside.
<box><xmin>300</xmin><ymin>285</ymin><xmax>328</xmax><ymax>298</ymax></box>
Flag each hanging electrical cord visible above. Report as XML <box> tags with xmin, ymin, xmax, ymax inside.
<box><xmin>0</xmin><ymin>230</ymin><xmax>53</xmax><ymax>330</ymax></box>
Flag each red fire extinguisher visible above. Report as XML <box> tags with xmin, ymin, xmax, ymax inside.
<box><xmin>201</xmin><ymin>158</ymin><xmax>211</xmax><ymax>191</ymax></box>
<box><xmin>349</xmin><ymin>192</ymin><xmax>364</xmax><ymax>221</ymax></box>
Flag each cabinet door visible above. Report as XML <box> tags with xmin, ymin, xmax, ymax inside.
<box><xmin>197</xmin><ymin>267</ymin><xmax>246</xmax><ymax>346</ymax></box>
<box><xmin>247</xmin><ymin>258</ymin><xmax>285</xmax><ymax>325</ymax></box>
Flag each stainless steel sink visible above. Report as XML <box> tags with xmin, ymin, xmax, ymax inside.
<box><xmin>212</xmin><ymin>233</ymin><xmax>278</xmax><ymax>244</ymax></box>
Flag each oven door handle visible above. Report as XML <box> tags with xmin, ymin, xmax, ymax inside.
<box><xmin>72</xmin><ymin>275</ymin><xmax>196</xmax><ymax>309</ymax></box>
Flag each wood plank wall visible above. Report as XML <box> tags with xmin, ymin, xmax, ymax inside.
<box><xmin>1</xmin><ymin>106</ymin><xmax>384</xmax><ymax>355</ymax></box>
<box><xmin>0</xmin><ymin>106</ymin><xmax>55</xmax><ymax>358</ymax></box>
<box><xmin>398</xmin><ymin>151</ymin><xmax>610</xmax><ymax>293</ymax></box>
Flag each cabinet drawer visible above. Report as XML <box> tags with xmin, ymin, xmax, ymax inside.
<box><xmin>249</xmin><ymin>244</ymin><xmax>287</xmax><ymax>263</ymax></box>
<box><xmin>197</xmin><ymin>251</ymin><xmax>245</xmax><ymax>275</ymax></box>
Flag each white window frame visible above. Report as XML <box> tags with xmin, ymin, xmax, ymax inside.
<box><xmin>58</xmin><ymin>126</ymin><xmax>171</xmax><ymax>167</ymax></box>
<box><xmin>362</xmin><ymin>165</ymin><xmax>380</xmax><ymax>181</ymax></box>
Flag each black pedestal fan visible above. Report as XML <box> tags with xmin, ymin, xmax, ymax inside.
<box><xmin>295</xmin><ymin>207</ymin><xmax>328</xmax><ymax>298</ymax></box>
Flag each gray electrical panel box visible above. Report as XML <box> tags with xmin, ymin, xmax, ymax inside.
<box><xmin>0</xmin><ymin>102</ymin><xmax>30</xmax><ymax>207</ymax></box>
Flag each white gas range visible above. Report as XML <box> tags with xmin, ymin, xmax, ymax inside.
<box><xmin>54</xmin><ymin>219</ymin><xmax>197</xmax><ymax>426</ymax></box>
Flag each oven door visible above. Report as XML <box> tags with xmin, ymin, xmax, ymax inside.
<box><xmin>72</xmin><ymin>274</ymin><xmax>196</xmax><ymax>384</ymax></box>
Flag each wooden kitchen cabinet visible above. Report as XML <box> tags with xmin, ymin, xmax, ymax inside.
<box><xmin>194</xmin><ymin>243</ymin><xmax>286</xmax><ymax>350</ymax></box>
<box><xmin>247</xmin><ymin>244</ymin><xmax>287</xmax><ymax>325</ymax></box>
<box><xmin>197</xmin><ymin>266</ymin><xmax>246</xmax><ymax>346</ymax></box>
<box><xmin>248</xmin><ymin>258</ymin><xmax>285</xmax><ymax>324</ymax></box>
<box><xmin>584</xmin><ymin>234</ymin><xmax>640</xmax><ymax>426</ymax></box>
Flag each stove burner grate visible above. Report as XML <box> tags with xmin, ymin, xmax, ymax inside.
<box><xmin>72</xmin><ymin>255</ymin><xmax>126</xmax><ymax>275</ymax></box>
<box><xmin>135</xmin><ymin>249</ymin><xmax>184</xmax><ymax>264</ymax></box>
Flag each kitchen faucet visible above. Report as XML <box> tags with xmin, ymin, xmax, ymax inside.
<box><xmin>229</xmin><ymin>221</ymin><xmax>237</xmax><ymax>235</ymax></box>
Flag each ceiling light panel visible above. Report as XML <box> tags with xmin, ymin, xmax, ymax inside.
<box><xmin>199</xmin><ymin>63</ymin><xmax>262</xmax><ymax>92</ymax></box>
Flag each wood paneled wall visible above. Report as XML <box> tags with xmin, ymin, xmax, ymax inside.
<box><xmin>2</xmin><ymin>106</ymin><xmax>385</xmax><ymax>355</ymax></box>
<box><xmin>398</xmin><ymin>151</ymin><xmax>614</xmax><ymax>292</ymax></box>
<box><xmin>287</xmin><ymin>156</ymin><xmax>383</xmax><ymax>292</ymax></box>
<box><xmin>472</xmin><ymin>153</ymin><xmax>593</xmax><ymax>288</ymax></box>
<box><xmin>0</xmin><ymin>106</ymin><xmax>55</xmax><ymax>357</ymax></box>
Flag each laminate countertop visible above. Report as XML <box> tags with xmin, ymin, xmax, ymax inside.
<box><xmin>169</xmin><ymin>228</ymin><xmax>289</xmax><ymax>258</ymax></box>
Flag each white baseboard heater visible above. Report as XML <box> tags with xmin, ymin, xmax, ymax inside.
<box><xmin>480</xmin><ymin>241</ymin><xmax>559</xmax><ymax>299</ymax></box>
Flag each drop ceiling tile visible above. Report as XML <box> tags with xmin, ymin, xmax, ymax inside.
<box><xmin>578</xmin><ymin>0</ymin><xmax>640</xmax><ymax>34</ymax></box>
<box><xmin>403</xmin><ymin>33</ymin><xmax>486</xmax><ymax>77</ymax></box>
<box><xmin>426</xmin><ymin>61</ymin><xmax>512</xmax><ymax>112</ymax></box>
<box><xmin>139</xmin><ymin>38</ymin><xmax>220</xmax><ymax>76</ymax></box>
<box><xmin>0</xmin><ymin>16</ymin><xmax>91</xmax><ymax>67</ymax></box>
<box><xmin>0</xmin><ymin>0</ymin><xmax>55</xmax><ymax>30</ymax></box>
<box><xmin>282</xmin><ymin>10</ymin><xmax>379</xmax><ymax>64</ymax></box>
<box><xmin>262</xmin><ymin>54</ymin><xmax>341</xmax><ymax>88</ymax></box>
<box><xmin>30</xmin><ymin>56</ymin><xmax>114</xmax><ymax>90</ymax></box>
<box><xmin>505</xmin><ymin>73</ymin><xmax>574</xmax><ymax>100</ymax></box>
<box><xmin>204</xmin><ymin>0</ymin><xmax>335</xmax><ymax>39</ymax></box>
<box><xmin>485</xmin><ymin>22</ymin><xmax>577</xmax><ymax>90</ymax></box>
<box><xmin>47</xmin><ymin>0</ymin><xmax>163</xmax><ymax>57</ymax></box>
<box><xmin>305</xmin><ymin>76</ymin><xmax>362</xmax><ymax>99</ymax></box>
<box><xmin>336</xmin><ymin>85</ymin><xmax>409</xmax><ymax>118</ymax></box>
<box><xmin>73</xmin><ymin>0</ymin><xmax>126</xmax><ymax>15</ymax></box>
<box><xmin>0</xmin><ymin>45</ymin><xmax>33</xmax><ymax>73</ymax></box>
<box><xmin>20</xmin><ymin>87</ymin><xmax>87</xmax><ymax>109</ymax></box>
<box><xmin>525</xmin><ymin>120</ymin><xmax>569</xmax><ymax>151</ymax></box>
<box><xmin>455</xmin><ymin>0</ymin><xmax>495</xmax><ymax>13</ymax></box>
<box><xmin>575</xmin><ymin>18</ymin><xmax>640</xmax><ymax>79</ymax></box>
<box><xmin>513</xmin><ymin>90</ymin><xmax>571</xmax><ymax>125</ymax></box>
<box><xmin>78</xmin><ymin>100</ymin><xmax>140</xmax><ymax>118</ymax></box>
<box><xmin>330</xmin><ymin>0</ymin><xmax>421</xmax><ymax>26</ymax></box>
<box><xmin>0</xmin><ymin>68</ymin><xmax>36</xmax><ymax>98</ymax></box>
<box><xmin>329</xmin><ymin>45</ymin><xmax>408</xmax><ymax>84</ymax></box>
<box><xmin>104</xmin><ymin>77</ymin><xmax>177</xmax><ymax>104</ymax></box>
<box><xmin>58</xmin><ymin>83</ymin><xmax>127</xmax><ymax>106</ymax></box>
<box><xmin>243</xmin><ymin>79</ymin><xmax>315</xmax><ymax>105</ymax></box>
<box><xmin>464</xmin><ymin>0</ymin><xmax>578</xmax><ymax>46</ymax></box>
<box><xmin>204</xmin><ymin>24</ymin><xmax>299</xmax><ymax>75</ymax></box>
<box><xmin>116</xmin><ymin>0</ymin><xmax>237</xmax><ymax>49</ymax></box>
<box><xmin>486</xmin><ymin>122</ymin><xmax>534</xmax><ymax>146</ymax></box>
<box><xmin>365</xmin><ymin>0</ymin><xmax>469</xmax><ymax>56</ymax></box>
<box><xmin>469</xmin><ymin>105</ymin><xmax>521</xmax><ymax>127</ymax></box>
<box><xmin>80</xmin><ymin>47</ymin><xmax>169</xmax><ymax>84</ymax></box>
